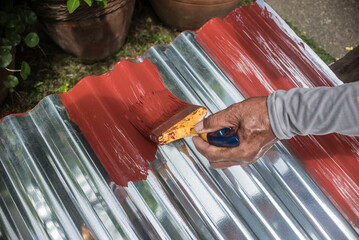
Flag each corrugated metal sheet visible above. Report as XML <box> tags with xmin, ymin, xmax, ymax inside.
<box><xmin>195</xmin><ymin>0</ymin><xmax>359</xmax><ymax>230</ymax></box>
<box><xmin>0</xmin><ymin>1</ymin><xmax>358</xmax><ymax>239</ymax></box>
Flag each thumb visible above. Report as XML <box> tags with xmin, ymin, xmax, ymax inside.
<box><xmin>195</xmin><ymin>110</ymin><xmax>231</xmax><ymax>133</ymax></box>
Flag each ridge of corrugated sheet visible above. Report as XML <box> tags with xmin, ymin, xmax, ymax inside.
<box><xmin>195</xmin><ymin>0</ymin><xmax>359</xmax><ymax>229</ymax></box>
<box><xmin>0</xmin><ymin>1</ymin><xmax>358</xmax><ymax>240</ymax></box>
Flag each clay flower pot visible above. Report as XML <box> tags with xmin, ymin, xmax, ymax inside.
<box><xmin>32</xmin><ymin>0</ymin><xmax>135</xmax><ymax>60</ymax></box>
<box><xmin>149</xmin><ymin>0</ymin><xmax>240</xmax><ymax>30</ymax></box>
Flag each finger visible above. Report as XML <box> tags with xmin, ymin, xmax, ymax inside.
<box><xmin>192</xmin><ymin>136</ymin><xmax>213</xmax><ymax>156</ymax></box>
<box><xmin>192</xmin><ymin>136</ymin><xmax>238</xmax><ymax>161</ymax></box>
<box><xmin>192</xmin><ymin>136</ymin><xmax>236</xmax><ymax>168</ymax></box>
<box><xmin>195</xmin><ymin>109</ymin><xmax>233</xmax><ymax>134</ymax></box>
<box><xmin>192</xmin><ymin>136</ymin><xmax>225</xmax><ymax>160</ymax></box>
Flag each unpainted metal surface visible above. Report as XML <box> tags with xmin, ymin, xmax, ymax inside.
<box><xmin>0</xmin><ymin>1</ymin><xmax>358</xmax><ymax>239</ymax></box>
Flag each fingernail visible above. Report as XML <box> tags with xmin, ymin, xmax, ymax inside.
<box><xmin>195</xmin><ymin>120</ymin><xmax>204</xmax><ymax>133</ymax></box>
<box><xmin>199</xmin><ymin>114</ymin><xmax>206</xmax><ymax>122</ymax></box>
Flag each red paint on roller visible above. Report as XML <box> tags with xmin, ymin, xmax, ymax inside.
<box><xmin>196</xmin><ymin>2</ymin><xmax>359</xmax><ymax>228</ymax></box>
<box><xmin>60</xmin><ymin>59</ymin><xmax>190</xmax><ymax>186</ymax></box>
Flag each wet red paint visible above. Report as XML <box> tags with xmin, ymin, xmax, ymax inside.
<box><xmin>196</xmin><ymin>2</ymin><xmax>359</xmax><ymax>227</ymax></box>
<box><xmin>0</xmin><ymin>110</ymin><xmax>32</xmax><ymax>122</ymax></box>
<box><xmin>126</xmin><ymin>90</ymin><xmax>191</xmax><ymax>142</ymax></box>
<box><xmin>60</xmin><ymin>59</ymin><xmax>191</xmax><ymax>187</ymax></box>
<box><xmin>1</xmin><ymin>1</ymin><xmax>358</xmax><ymax>229</ymax></box>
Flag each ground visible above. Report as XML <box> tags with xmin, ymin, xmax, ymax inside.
<box><xmin>266</xmin><ymin>0</ymin><xmax>359</xmax><ymax>59</ymax></box>
<box><xmin>0</xmin><ymin>0</ymin><xmax>180</xmax><ymax>118</ymax></box>
<box><xmin>0</xmin><ymin>0</ymin><xmax>357</xmax><ymax>118</ymax></box>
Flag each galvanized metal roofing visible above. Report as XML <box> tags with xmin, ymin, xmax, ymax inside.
<box><xmin>0</xmin><ymin>1</ymin><xmax>358</xmax><ymax>239</ymax></box>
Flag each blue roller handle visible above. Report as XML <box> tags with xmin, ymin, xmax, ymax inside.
<box><xmin>207</xmin><ymin>128</ymin><xmax>239</xmax><ymax>147</ymax></box>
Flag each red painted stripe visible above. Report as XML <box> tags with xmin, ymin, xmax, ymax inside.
<box><xmin>60</xmin><ymin>59</ymin><xmax>192</xmax><ymax>187</ymax></box>
<box><xmin>196</xmin><ymin>2</ymin><xmax>359</xmax><ymax>228</ymax></box>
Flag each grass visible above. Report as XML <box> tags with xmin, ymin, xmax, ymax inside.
<box><xmin>0</xmin><ymin>0</ymin><xmax>335</xmax><ymax>118</ymax></box>
<box><xmin>287</xmin><ymin>22</ymin><xmax>335</xmax><ymax>65</ymax></box>
<box><xmin>0</xmin><ymin>0</ymin><xmax>180</xmax><ymax>118</ymax></box>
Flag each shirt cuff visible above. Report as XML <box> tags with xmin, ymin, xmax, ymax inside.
<box><xmin>267</xmin><ymin>91</ymin><xmax>293</xmax><ymax>140</ymax></box>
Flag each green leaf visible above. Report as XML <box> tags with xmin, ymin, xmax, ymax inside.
<box><xmin>14</xmin><ymin>22</ymin><xmax>25</xmax><ymax>34</ymax></box>
<box><xmin>24</xmin><ymin>10</ymin><xmax>37</xmax><ymax>25</ymax></box>
<box><xmin>0</xmin><ymin>11</ymin><xmax>7</xmax><ymax>25</ymax></box>
<box><xmin>13</xmin><ymin>6</ymin><xmax>23</xmax><ymax>20</ymax></box>
<box><xmin>3</xmin><ymin>75</ymin><xmax>18</xmax><ymax>88</ymax></box>
<box><xmin>5</xmin><ymin>28</ymin><xmax>21</xmax><ymax>46</ymax></box>
<box><xmin>0</xmin><ymin>38</ymin><xmax>12</xmax><ymax>50</ymax></box>
<box><xmin>6</xmin><ymin>13</ymin><xmax>21</xmax><ymax>28</ymax></box>
<box><xmin>24</xmin><ymin>32</ymin><xmax>39</xmax><ymax>47</ymax></box>
<box><xmin>84</xmin><ymin>0</ymin><xmax>93</xmax><ymax>6</ymax></box>
<box><xmin>59</xmin><ymin>82</ymin><xmax>69</xmax><ymax>93</ymax></box>
<box><xmin>0</xmin><ymin>48</ymin><xmax>12</xmax><ymax>67</ymax></box>
<box><xmin>20</xmin><ymin>61</ymin><xmax>30</xmax><ymax>80</ymax></box>
<box><xmin>34</xmin><ymin>81</ymin><xmax>43</xmax><ymax>87</ymax></box>
<box><xmin>67</xmin><ymin>0</ymin><xmax>80</xmax><ymax>13</ymax></box>
<box><xmin>95</xmin><ymin>0</ymin><xmax>107</xmax><ymax>7</ymax></box>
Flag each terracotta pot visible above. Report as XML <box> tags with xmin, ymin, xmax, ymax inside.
<box><xmin>149</xmin><ymin>0</ymin><xmax>240</xmax><ymax>30</ymax></box>
<box><xmin>0</xmin><ymin>48</ymin><xmax>15</xmax><ymax>105</ymax></box>
<box><xmin>32</xmin><ymin>0</ymin><xmax>135</xmax><ymax>60</ymax></box>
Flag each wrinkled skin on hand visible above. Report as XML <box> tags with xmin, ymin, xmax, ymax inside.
<box><xmin>192</xmin><ymin>96</ymin><xmax>277</xmax><ymax>169</ymax></box>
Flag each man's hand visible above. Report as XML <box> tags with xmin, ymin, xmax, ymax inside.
<box><xmin>192</xmin><ymin>96</ymin><xmax>277</xmax><ymax>169</ymax></box>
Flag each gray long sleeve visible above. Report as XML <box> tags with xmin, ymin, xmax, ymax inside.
<box><xmin>267</xmin><ymin>82</ymin><xmax>359</xmax><ymax>139</ymax></box>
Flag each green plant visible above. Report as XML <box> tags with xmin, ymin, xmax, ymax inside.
<box><xmin>286</xmin><ymin>21</ymin><xmax>335</xmax><ymax>65</ymax></box>
<box><xmin>67</xmin><ymin>0</ymin><xmax>108</xmax><ymax>13</ymax></box>
<box><xmin>0</xmin><ymin>1</ymin><xmax>39</xmax><ymax>92</ymax></box>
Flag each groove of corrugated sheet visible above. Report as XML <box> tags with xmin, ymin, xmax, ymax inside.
<box><xmin>194</xmin><ymin>0</ymin><xmax>359</xmax><ymax>230</ymax></box>
<box><xmin>0</xmin><ymin>1</ymin><xmax>358</xmax><ymax>239</ymax></box>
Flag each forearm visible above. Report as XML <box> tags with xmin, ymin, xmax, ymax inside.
<box><xmin>267</xmin><ymin>82</ymin><xmax>359</xmax><ymax>139</ymax></box>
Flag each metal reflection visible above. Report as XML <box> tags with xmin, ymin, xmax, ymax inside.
<box><xmin>0</xmin><ymin>1</ymin><xmax>358</xmax><ymax>239</ymax></box>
